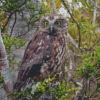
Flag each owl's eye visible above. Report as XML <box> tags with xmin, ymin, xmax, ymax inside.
<box><xmin>55</xmin><ymin>21</ymin><xmax>61</xmax><ymax>26</ymax></box>
<box><xmin>44</xmin><ymin>21</ymin><xmax>49</xmax><ymax>26</ymax></box>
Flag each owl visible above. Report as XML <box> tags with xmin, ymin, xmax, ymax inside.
<box><xmin>13</xmin><ymin>14</ymin><xmax>68</xmax><ymax>92</ymax></box>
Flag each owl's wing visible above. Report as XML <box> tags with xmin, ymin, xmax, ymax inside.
<box><xmin>13</xmin><ymin>33</ymin><xmax>51</xmax><ymax>92</ymax></box>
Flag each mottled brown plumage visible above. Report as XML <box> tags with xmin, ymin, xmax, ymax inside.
<box><xmin>13</xmin><ymin>14</ymin><xmax>68</xmax><ymax>92</ymax></box>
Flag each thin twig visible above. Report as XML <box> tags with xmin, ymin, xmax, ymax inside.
<box><xmin>16</xmin><ymin>18</ymin><xmax>38</xmax><ymax>38</ymax></box>
<box><xmin>17</xmin><ymin>30</ymin><xmax>30</xmax><ymax>38</ymax></box>
<box><xmin>16</xmin><ymin>27</ymin><xmax>37</xmax><ymax>38</ymax></box>
<box><xmin>62</xmin><ymin>0</ymin><xmax>81</xmax><ymax>48</ymax></box>
<box><xmin>27</xmin><ymin>15</ymin><xmax>35</xmax><ymax>32</ymax></box>
<box><xmin>93</xmin><ymin>38</ymin><xmax>100</xmax><ymax>46</ymax></box>
<box><xmin>89</xmin><ymin>89</ymin><xmax>96</xmax><ymax>98</ymax></box>
<box><xmin>90</xmin><ymin>0</ymin><xmax>100</xmax><ymax>10</ymax></box>
<box><xmin>70</xmin><ymin>76</ymin><xmax>83</xmax><ymax>88</ymax></box>
<box><xmin>1</xmin><ymin>12</ymin><xmax>14</xmax><ymax>32</ymax></box>
<box><xmin>19</xmin><ymin>0</ymin><xmax>27</xmax><ymax>8</ymax></box>
<box><xmin>67</xmin><ymin>34</ymin><xmax>81</xmax><ymax>51</ymax></box>
<box><xmin>77</xmin><ymin>69</ymin><xmax>99</xmax><ymax>99</ymax></box>
<box><xmin>10</xmin><ymin>12</ymin><xmax>17</xmax><ymax>37</ymax></box>
<box><xmin>1</xmin><ymin>0</ymin><xmax>27</xmax><ymax>33</ymax></box>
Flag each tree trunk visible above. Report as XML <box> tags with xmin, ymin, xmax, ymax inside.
<box><xmin>0</xmin><ymin>28</ymin><xmax>14</xmax><ymax>100</ymax></box>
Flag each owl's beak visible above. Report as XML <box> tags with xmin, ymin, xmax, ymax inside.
<box><xmin>49</xmin><ymin>25</ymin><xmax>55</xmax><ymax>33</ymax></box>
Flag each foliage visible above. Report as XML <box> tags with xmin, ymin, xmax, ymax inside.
<box><xmin>0</xmin><ymin>0</ymin><xmax>49</xmax><ymax>71</ymax></box>
<box><xmin>52</xmin><ymin>82</ymin><xmax>80</xmax><ymax>100</ymax></box>
<box><xmin>67</xmin><ymin>0</ymin><xmax>100</xmax><ymax>99</ymax></box>
<box><xmin>77</xmin><ymin>46</ymin><xmax>100</xmax><ymax>97</ymax></box>
<box><xmin>42</xmin><ymin>0</ymin><xmax>63</xmax><ymax>13</ymax></box>
<box><xmin>21</xmin><ymin>2</ymin><xmax>49</xmax><ymax>28</ymax></box>
<box><xmin>1</xmin><ymin>0</ymin><xmax>29</xmax><ymax>11</ymax></box>
<box><xmin>12</xmin><ymin>78</ymin><xmax>79</xmax><ymax>100</ymax></box>
<box><xmin>0</xmin><ymin>0</ymin><xmax>48</xmax><ymax>32</ymax></box>
<box><xmin>2</xmin><ymin>34</ymin><xmax>26</xmax><ymax>53</ymax></box>
<box><xmin>78</xmin><ymin>46</ymin><xmax>100</xmax><ymax>79</ymax></box>
<box><xmin>0</xmin><ymin>11</ymin><xmax>7</xmax><ymax>32</ymax></box>
<box><xmin>2</xmin><ymin>34</ymin><xmax>27</xmax><ymax>67</ymax></box>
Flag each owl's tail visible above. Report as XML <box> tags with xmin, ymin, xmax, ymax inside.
<box><xmin>13</xmin><ymin>78</ymin><xmax>30</xmax><ymax>93</ymax></box>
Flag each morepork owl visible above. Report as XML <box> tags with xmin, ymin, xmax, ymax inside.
<box><xmin>13</xmin><ymin>14</ymin><xmax>68</xmax><ymax>92</ymax></box>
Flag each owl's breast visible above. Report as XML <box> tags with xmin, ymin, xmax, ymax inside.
<box><xmin>50</xmin><ymin>34</ymin><xmax>66</xmax><ymax>70</ymax></box>
<box><xmin>40</xmin><ymin>34</ymin><xmax>66</xmax><ymax>79</ymax></box>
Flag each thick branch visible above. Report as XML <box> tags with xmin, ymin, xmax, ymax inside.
<box><xmin>0</xmin><ymin>29</ymin><xmax>13</xmax><ymax>97</ymax></box>
<box><xmin>51</xmin><ymin>0</ymin><xmax>57</xmax><ymax>14</ymax></box>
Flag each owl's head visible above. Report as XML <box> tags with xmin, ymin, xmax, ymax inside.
<box><xmin>39</xmin><ymin>14</ymin><xmax>68</xmax><ymax>35</ymax></box>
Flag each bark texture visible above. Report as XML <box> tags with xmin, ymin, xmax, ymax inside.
<box><xmin>0</xmin><ymin>28</ymin><xmax>13</xmax><ymax>100</ymax></box>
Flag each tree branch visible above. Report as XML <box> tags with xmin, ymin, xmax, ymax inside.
<box><xmin>62</xmin><ymin>0</ymin><xmax>81</xmax><ymax>48</ymax></box>
<box><xmin>90</xmin><ymin>0</ymin><xmax>100</xmax><ymax>10</ymax></box>
<box><xmin>68</xmin><ymin>76</ymin><xmax>83</xmax><ymax>88</ymax></box>
<box><xmin>0</xmin><ymin>28</ymin><xmax>14</xmax><ymax>99</ymax></box>
<box><xmin>92</xmin><ymin>0</ymin><xmax>97</xmax><ymax>25</ymax></box>
<box><xmin>10</xmin><ymin>12</ymin><xmax>17</xmax><ymax>37</ymax></box>
<box><xmin>93</xmin><ymin>38</ymin><xmax>100</xmax><ymax>46</ymax></box>
<box><xmin>1</xmin><ymin>12</ymin><xmax>14</xmax><ymax>32</ymax></box>
<box><xmin>1</xmin><ymin>0</ymin><xmax>27</xmax><ymax>33</ymax></box>
<box><xmin>51</xmin><ymin>0</ymin><xmax>57</xmax><ymax>14</ymax></box>
<box><xmin>67</xmin><ymin>34</ymin><xmax>81</xmax><ymax>51</ymax></box>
